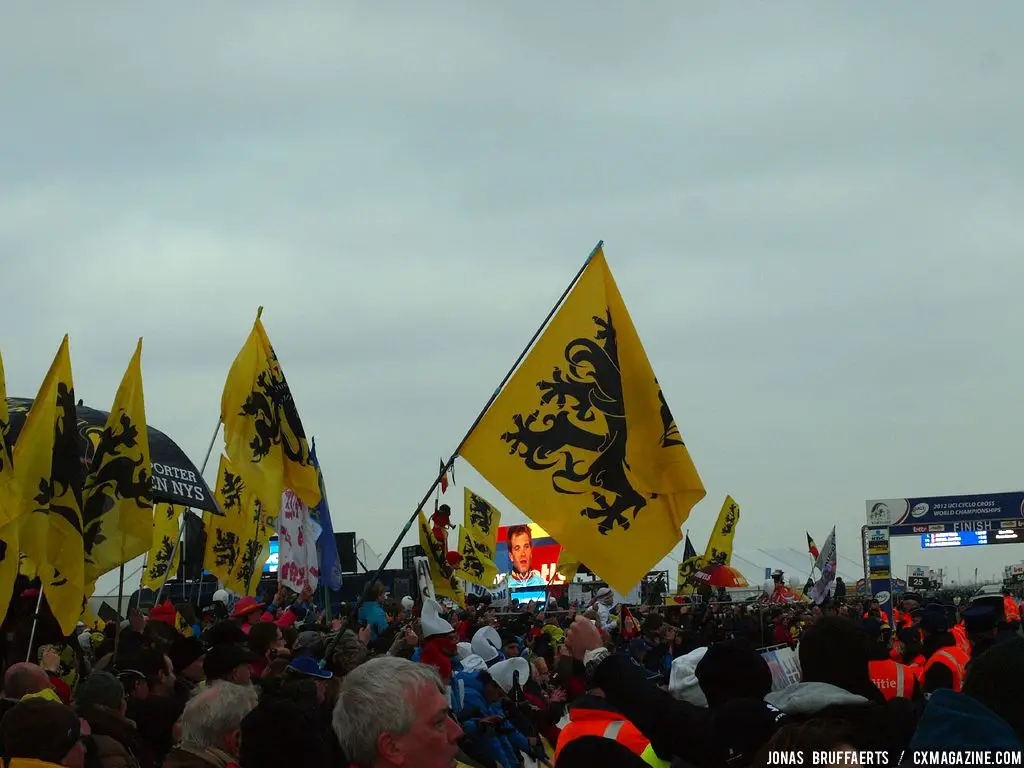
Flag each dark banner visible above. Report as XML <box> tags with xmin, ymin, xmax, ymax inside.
<box><xmin>868</xmin><ymin>493</ymin><xmax>1024</xmax><ymax>536</ymax></box>
<box><xmin>7</xmin><ymin>397</ymin><xmax>216</xmax><ymax>512</ymax></box>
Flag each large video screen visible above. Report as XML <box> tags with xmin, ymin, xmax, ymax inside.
<box><xmin>496</xmin><ymin>524</ymin><xmax>565</xmax><ymax>601</ymax></box>
<box><xmin>264</xmin><ymin>537</ymin><xmax>279</xmax><ymax>573</ymax></box>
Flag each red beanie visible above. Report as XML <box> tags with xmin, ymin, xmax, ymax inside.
<box><xmin>148</xmin><ymin>601</ymin><xmax>178</xmax><ymax>627</ymax></box>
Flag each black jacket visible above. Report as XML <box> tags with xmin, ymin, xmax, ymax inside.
<box><xmin>591</xmin><ymin>652</ymin><xmax>786</xmax><ymax>766</ymax></box>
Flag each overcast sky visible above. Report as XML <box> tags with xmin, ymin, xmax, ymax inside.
<box><xmin>3</xmin><ymin>4</ymin><xmax>1023</xmax><ymax>593</ymax></box>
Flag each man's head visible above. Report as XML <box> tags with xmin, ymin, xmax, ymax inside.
<box><xmin>73</xmin><ymin>671</ymin><xmax>126</xmax><ymax>717</ymax></box>
<box><xmin>248</xmin><ymin>621</ymin><xmax>287</xmax><ymax>661</ymax></box>
<box><xmin>507</xmin><ymin>525</ymin><xmax>533</xmax><ymax>577</ymax></box>
<box><xmin>120</xmin><ymin>649</ymin><xmax>176</xmax><ymax>699</ymax></box>
<box><xmin>798</xmin><ymin>617</ymin><xmax>875</xmax><ymax>700</ymax></box>
<box><xmin>500</xmin><ymin>629</ymin><xmax>520</xmax><ymax>659</ymax></box>
<box><xmin>203</xmin><ymin>644</ymin><xmax>257</xmax><ymax>686</ymax></box>
<box><xmin>332</xmin><ymin>656</ymin><xmax>463</xmax><ymax>768</ymax></box>
<box><xmin>477</xmin><ymin>670</ymin><xmax>505</xmax><ymax>704</ymax></box>
<box><xmin>4</xmin><ymin>662</ymin><xmax>53</xmax><ymax>700</ymax></box>
<box><xmin>168</xmin><ymin>636</ymin><xmax>206</xmax><ymax>683</ymax></box>
<box><xmin>179</xmin><ymin>682</ymin><xmax>258</xmax><ymax>759</ymax></box>
<box><xmin>1</xmin><ymin>698</ymin><xmax>85</xmax><ymax>768</ymax></box>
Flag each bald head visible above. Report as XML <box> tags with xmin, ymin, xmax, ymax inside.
<box><xmin>4</xmin><ymin>663</ymin><xmax>52</xmax><ymax>699</ymax></box>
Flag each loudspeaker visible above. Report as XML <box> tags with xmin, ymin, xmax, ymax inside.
<box><xmin>335</xmin><ymin>532</ymin><xmax>358</xmax><ymax>574</ymax></box>
<box><xmin>392</xmin><ymin>577</ymin><xmax>412</xmax><ymax>601</ymax></box>
<box><xmin>402</xmin><ymin>545</ymin><xmax>426</xmax><ymax>572</ymax></box>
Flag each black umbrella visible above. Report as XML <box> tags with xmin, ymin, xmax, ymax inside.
<box><xmin>5</xmin><ymin>397</ymin><xmax>217</xmax><ymax>513</ymax></box>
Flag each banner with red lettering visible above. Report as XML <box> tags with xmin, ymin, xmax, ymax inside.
<box><xmin>277</xmin><ymin>489</ymin><xmax>322</xmax><ymax>593</ymax></box>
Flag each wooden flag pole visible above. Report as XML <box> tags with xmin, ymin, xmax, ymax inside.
<box><xmin>366</xmin><ymin>240</ymin><xmax>604</xmax><ymax>592</ymax></box>
<box><xmin>154</xmin><ymin>419</ymin><xmax>221</xmax><ymax>606</ymax></box>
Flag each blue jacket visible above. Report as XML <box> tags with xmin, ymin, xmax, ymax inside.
<box><xmin>453</xmin><ymin>671</ymin><xmax>529</xmax><ymax>768</ymax></box>
<box><xmin>909</xmin><ymin>689</ymin><xmax>1022</xmax><ymax>752</ymax></box>
<box><xmin>357</xmin><ymin>601</ymin><xmax>389</xmax><ymax>641</ymax></box>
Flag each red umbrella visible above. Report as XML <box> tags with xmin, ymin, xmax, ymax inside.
<box><xmin>689</xmin><ymin>564</ymin><xmax>749</xmax><ymax>589</ymax></box>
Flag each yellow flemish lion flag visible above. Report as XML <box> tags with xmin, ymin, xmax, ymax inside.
<box><xmin>141</xmin><ymin>503</ymin><xmax>181</xmax><ymax>590</ymax></box>
<box><xmin>83</xmin><ymin>339</ymin><xmax>154</xmax><ymax>590</ymax></box>
<box><xmin>675</xmin><ymin>533</ymin><xmax>702</xmax><ymax>595</ymax></box>
<box><xmin>460</xmin><ymin>246</ymin><xmax>705</xmax><ymax>593</ymax></box>
<box><xmin>703</xmin><ymin>495</ymin><xmax>740</xmax><ymax>567</ymax></box>
<box><xmin>206</xmin><ymin>454</ymin><xmax>271</xmax><ymax>596</ymax></box>
<box><xmin>463</xmin><ymin>488</ymin><xmax>500</xmax><ymax>561</ymax></box>
<box><xmin>417</xmin><ymin>508</ymin><xmax>465</xmax><ymax>605</ymax></box>
<box><xmin>221</xmin><ymin>308</ymin><xmax>320</xmax><ymax>515</ymax></box>
<box><xmin>454</xmin><ymin>526</ymin><xmax>499</xmax><ymax>588</ymax></box>
<box><xmin>12</xmin><ymin>336</ymin><xmax>86</xmax><ymax>634</ymax></box>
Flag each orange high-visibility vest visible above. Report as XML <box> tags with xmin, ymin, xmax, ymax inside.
<box><xmin>1004</xmin><ymin>596</ymin><xmax>1020</xmax><ymax>622</ymax></box>
<box><xmin>951</xmin><ymin>624</ymin><xmax>971</xmax><ymax>656</ymax></box>
<box><xmin>555</xmin><ymin>708</ymin><xmax>669</xmax><ymax>768</ymax></box>
<box><xmin>868</xmin><ymin>659</ymin><xmax>917</xmax><ymax>701</ymax></box>
<box><xmin>923</xmin><ymin>646</ymin><xmax>970</xmax><ymax>692</ymax></box>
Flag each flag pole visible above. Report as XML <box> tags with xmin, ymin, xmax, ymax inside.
<box><xmin>367</xmin><ymin>240</ymin><xmax>604</xmax><ymax>590</ymax></box>
<box><xmin>25</xmin><ymin>588</ymin><xmax>46</xmax><ymax>662</ymax></box>
<box><xmin>113</xmin><ymin>562</ymin><xmax>126</xmax><ymax>658</ymax></box>
<box><xmin>154</xmin><ymin>419</ymin><xmax>221</xmax><ymax>605</ymax></box>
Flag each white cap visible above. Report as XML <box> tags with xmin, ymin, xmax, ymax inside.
<box><xmin>489</xmin><ymin>657</ymin><xmax>530</xmax><ymax>694</ymax></box>
<box><xmin>401</xmin><ymin>596</ymin><xmax>415</xmax><ymax>611</ymax></box>
<box><xmin>668</xmin><ymin>646</ymin><xmax>709</xmax><ymax>707</ymax></box>
<box><xmin>596</xmin><ymin>587</ymin><xmax>613</xmax><ymax>599</ymax></box>
<box><xmin>212</xmin><ymin>589</ymin><xmax>230</xmax><ymax>605</ymax></box>
<box><xmin>420</xmin><ymin>598</ymin><xmax>455</xmax><ymax>638</ymax></box>
<box><xmin>471</xmin><ymin>625</ymin><xmax>502</xmax><ymax>663</ymax></box>
<box><xmin>456</xmin><ymin>642</ymin><xmax>474</xmax><ymax>661</ymax></box>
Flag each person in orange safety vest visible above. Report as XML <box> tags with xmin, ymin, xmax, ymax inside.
<box><xmin>1003</xmin><ymin>590</ymin><xmax>1020</xmax><ymax>625</ymax></box>
<box><xmin>555</xmin><ymin>695</ymin><xmax>670</xmax><ymax>768</ymax></box>
<box><xmin>917</xmin><ymin>608</ymin><xmax>970</xmax><ymax>693</ymax></box>
<box><xmin>865</xmin><ymin>618</ymin><xmax>920</xmax><ymax>701</ymax></box>
<box><xmin>868</xmin><ymin>658</ymin><xmax>918</xmax><ymax>701</ymax></box>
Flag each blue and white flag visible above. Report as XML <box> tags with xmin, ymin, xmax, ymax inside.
<box><xmin>811</xmin><ymin>526</ymin><xmax>837</xmax><ymax>605</ymax></box>
<box><xmin>310</xmin><ymin>438</ymin><xmax>343</xmax><ymax>591</ymax></box>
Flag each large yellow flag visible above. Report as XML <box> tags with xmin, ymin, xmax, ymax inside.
<box><xmin>83</xmin><ymin>339</ymin><xmax>153</xmax><ymax>584</ymax></box>
<box><xmin>703</xmin><ymin>496</ymin><xmax>740</xmax><ymax>567</ymax></box>
<box><xmin>460</xmin><ymin>247</ymin><xmax>705</xmax><ymax>593</ymax></box>
<box><xmin>13</xmin><ymin>337</ymin><xmax>86</xmax><ymax>634</ymax></box>
<box><xmin>141</xmin><ymin>503</ymin><xmax>181</xmax><ymax>590</ymax></box>
<box><xmin>454</xmin><ymin>526</ymin><xmax>499</xmax><ymax>587</ymax></box>
<box><xmin>206</xmin><ymin>454</ymin><xmax>271</xmax><ymax>596</ymax></box>
<box><xmin>417</xmin><ymin>508</ymin><xmax>465</xmax><ymax>605</ymax></box>
<box><xmin>463</xmin><ymin>488</ymin><xmax>500</xmax><ymax>561</ymax></box>
<box><xmin>221</xmin><ymin>308</ymin><xmax>320</xmax><ymax>514</ymax></box>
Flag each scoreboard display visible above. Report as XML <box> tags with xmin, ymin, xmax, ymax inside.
<box><xmin>920</xmin><ymin>530</ymin><xmax>987</xmax><ymax>548</ymax></box>
<box><xmin>920</xmin><ymin>528</ymin><xmax>1024</xmax><ymax>549</ymax></box>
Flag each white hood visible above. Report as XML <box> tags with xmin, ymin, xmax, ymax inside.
<box><xmin>668</xmin><ymin>646</ymin><xmax>709</xmax><ymax>707</ymax></box>
<box><xmin>764</xmin><ymin>682</ymin><xmax>870</xmax><ymax>716</ymax></box>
